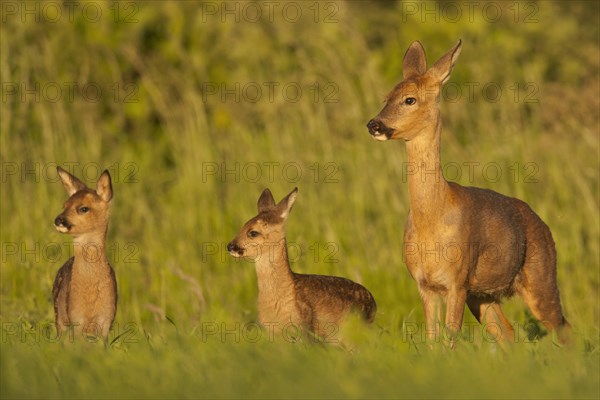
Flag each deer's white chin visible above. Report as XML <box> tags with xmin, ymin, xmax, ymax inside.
<box><xmin>55</xmin><ymin>225</ymin><xmax>69</xmax><ymax>233</ymax></box>
<box><xmin>372</xmin><ymin>133</ymin><xmax>389</xmax><ymax>141</ymax></box>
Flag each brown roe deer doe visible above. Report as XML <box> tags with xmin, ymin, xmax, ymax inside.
<box><xmin>53</xmin><ymin>167</ymin><xmax>117</xmax><ymax>342</ymax></box>
<box><xmin>227</xmin><ymin>188</ymin><xmax>377</xmax><ymax>341</ymax></box>
<box><xmin>366</xmin><ymin>40</ymin><xmax>570</xmax><ymax>346</ymax></box>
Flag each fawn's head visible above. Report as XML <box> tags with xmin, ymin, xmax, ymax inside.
<box><xmin>54</xmin><ymin>167</ymin><xmax>113</xmax><ymax>237</ymax></box>
<box><xmin>227</xmin><ymin>188</ymin><xmax>298</xmax><ymax>260</ymax></box>
<box><xmin>367</xmin><ymin>40</ymin><xmax>462</xmax><ymax>141</ymax></box>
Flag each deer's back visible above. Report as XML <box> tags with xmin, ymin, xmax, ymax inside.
<box><xmin>293</xmin><ymin>273</ymin><xmax>377</xmax><ymax>326</ymax></box>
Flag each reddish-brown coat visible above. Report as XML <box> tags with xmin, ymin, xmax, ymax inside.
<box><xmin>367</xmin><ymin>40</ymin><xmax>570</xmax><ymax>345</ymax></box>
<box><xmin>52</xmin><ymin>167</ymin><xmax>117</xmax><ymax>342</ymax></box>
<box><xmin>228</xmin><ymin>188</ymin><xmax>376</xmax><ymax>340</ymax></box>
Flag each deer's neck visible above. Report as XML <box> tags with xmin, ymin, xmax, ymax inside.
<box><xmin>72</xmin><ymin>229</ymin><xmax>111</xmax><ymax>273</ymax></box>
<box><xmin>254</xmin><ymin>239</ymin><xmax>295</xmax><ymax>297</ymax></box>
<box><xmin>405</xmin><ymin>114</ymin><xmax>450</xmax><ymax>230</ymax></box>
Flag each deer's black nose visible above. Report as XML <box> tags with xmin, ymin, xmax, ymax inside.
<box><xmin>367</xmin><ymin>119</ymin><xmax>381</xmax><ymax>133</ymax></box>
<box><xmin>227</xmin><ymin>242</ymin><xmax>239</xmax><ymax>253</ymax></box>
<box><xmin>227</xmin><ymin>242</ymin><xmax>244</xmax><ymax>255</ymax></box>
<box><xmin>54</xmin><ymin>216</ymin><xmax>65</xmax><ymax>226</ymax></box>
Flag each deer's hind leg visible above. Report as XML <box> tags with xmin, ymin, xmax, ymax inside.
<box><xmin>515</xmin><ymin>266</ymin><xmax>571</xmax><ymax>345</ymax></box>
<box><xmin>467</xmin><ymin>296</ymin><xmax>515</xmax><ymax>345</ymax></box>
<box><xmin>514</xmin><ymin>207</ymin><xmax>571</xmax><ymax>345</ymax></box>
<box><xmin>514</xmin><ymin>210</ymin><xmax>571</xmax><ymax>344</ymax></box>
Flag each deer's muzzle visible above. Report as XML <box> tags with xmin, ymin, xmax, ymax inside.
<box><xmin>227</xmin><ymin>242</ymin><xmax>244</xmax><ymax>257</ymax></box>
<box><xmin>54</xmin><ymin>215</ymin><xmax>72</xmax><ymax>233</ymax></box>
<box><xmin>367</xmin><ymin>119</ymin><xmax>394</xmax><ymax>140</ymax></box>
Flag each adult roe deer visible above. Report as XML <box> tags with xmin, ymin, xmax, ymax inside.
<box><xmin>227</xmin><ymin>188</ymin><xmax>377</xmax><ymax>341</ymax></box>
<box><xmin>53</xmin><ymin>167</ymin><xmax>117</xmax><ymax>342</ymax></box>
<box><xmin>366</xmin><ymin>40</ymin><xmax>570</xmax><ymax>346</ymax></box>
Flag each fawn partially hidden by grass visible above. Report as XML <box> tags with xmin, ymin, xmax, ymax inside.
<box><xmin>227</xmin><ymin>188</ymin><xmax>377</xmax><ymax>341</ymax></box>
<box><xmin>53</xmin><ymin>167</ymin><xmax>117</xmax><ymax>342</ymax></box>
<box><xmin>367</xmin><ymin>40</ymin><xmax>570</xmax><ymax>346</ymax></box>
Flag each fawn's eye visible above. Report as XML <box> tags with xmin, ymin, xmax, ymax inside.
<box><xmin>404</xmin><ymin>97</ymin><xmax>417</xmax><ymax>105</ymax></box>
<box><xmin>78</xmin><ymin>206</ymin><xmax>90</xmax><ymax>213</ymax></box>
<box><xmin>248</xmin><ymin>230</ymin><xmax>260</xmax><ymax>238</ymax></box>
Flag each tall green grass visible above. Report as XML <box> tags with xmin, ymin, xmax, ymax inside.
<box><xmin>1</xmin><ymin>1</ymin><xmax>598</xmax><ymax>399</ymax></box>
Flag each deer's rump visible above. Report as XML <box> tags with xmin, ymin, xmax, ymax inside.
<box><xmin>450</xmin><ymin>183</ymin><xmax>546</xmax><ymax>297</ymax></box>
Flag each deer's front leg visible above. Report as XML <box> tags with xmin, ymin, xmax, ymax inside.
<box><xmin>444</xmin><ymin>288</ymin><xmax>467</xmax><ymax>348</ymax></box>
<box><xmin>419</xmin><ymin>288</ymin><xmax>442</xmax><ymax>343</ymax></box>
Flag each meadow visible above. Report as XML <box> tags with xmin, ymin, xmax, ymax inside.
<box><xmin>1</xmin><ymin>1</ymin><xmax>599</xmax><ymax>398</ymax></box>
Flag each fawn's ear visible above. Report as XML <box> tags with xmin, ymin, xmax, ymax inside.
<box><xmin>96</xmin><ymin>170</ymin><xmax>113</xmax><ymax>202</ymax></box>
<box><xmin>57</xmin><ymin>166</ymin><xmax>86</xmax><ymax>196</ymax></box>
<box><xmin>403</xmin><ymin>41</ymin><xmax>427</xmax><ymax>79</ymax></box>
<box><xmin>428</xmin><ymin>39</ymin><xmax>462</xmax><ymax>85</ymax></box>
<box><xmin>276</xmin><ymin>187</ymin><xmax>298</xmax><ymax>220</ymax></box>
<box><xmin>257</xmin><ymin>188</ymin><xmax>276</xmax><ymax>213</ymax></box>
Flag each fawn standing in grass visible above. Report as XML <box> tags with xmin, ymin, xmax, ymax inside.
<box><xmin>227</xmin><ymin>188</ymin><xmax>377</xmax><ymax>341</ymax></box>
<box><xmin>366</xmin><ymin>40</ymin><xmax>570</xmax><ymax>346</ymax></box>
<box><xmin>53</xmin><ymin>167</ymin><xmax>117</xmax><ymax>342</ymax></box>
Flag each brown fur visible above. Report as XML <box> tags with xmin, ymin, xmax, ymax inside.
<box><xmin>52</xmin><ymin>167</ymin><xmax>117</xmax><ymax>342</ymax></box>
<box><xmin>227</xmin><ymin>188</ymin><xmax>377</xmax><ymax>340</ymax></box>
<box><xmin>367</xmin><ymin>40</ymin><xmax>570</xmax><ymax>346</ymax></box>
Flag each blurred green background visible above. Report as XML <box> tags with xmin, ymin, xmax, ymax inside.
<box><xmin>1</xmin><ymin>1</ymin><xmax>598</xmax><ymax>398</ymax></box>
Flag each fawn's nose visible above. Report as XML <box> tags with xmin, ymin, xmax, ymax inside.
<box><xmin>227</xmin><ymin>242</ymin><xmax>239</xmax><ymax>252</ymax></box>
<box><xmin>227</xmin><ymin>242</ymin><xmax>243</xmax><ymax>255</ymax></box>
<box><xmin>367</xmin><ymin>119</ymin><xmax>381</xmax><ymax>134</ymax></box>
<box><xmin>54</xmin><ymin>215</ymin><xmax>71</xmax><ymax>232</ymax></box>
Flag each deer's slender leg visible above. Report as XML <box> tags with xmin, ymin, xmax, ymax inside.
<box><xmin>467</xmin><ymin>297</ymin><xmax>515</xmax><ymax>347</ymax></box>
<box><xmin>420</xmin><ymin>288</ymin><xmax>442</xmax><ymax>343</ymax></box>
<box><xmin>444</xmin><ymin>288</ymin><xmax>467</xmax><ymax>347</ymax></box>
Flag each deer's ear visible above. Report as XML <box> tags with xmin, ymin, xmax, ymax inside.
<box><xmin>96</xmin><ymin>170</ymin><xmax>113</xmax><ymax>202</ymax></box>
<box><xmin>403</xmin><ymin>41</ymin><xmax>427</xmax><ymax>79</ymax></box>
<box><xmin>428</xmin><ymin>40</ymin><xmax>462</xmax><ymax>85</ymax></box>
<box><xmin>276</xmin><ymin>187</ymin><xmax>298</xmax><ymax>220</ymax></box>
<box><xmin>257</xmin><ymin>188</ymin><xmax>276</xmax><ymax>213</ymax></box>
<box><xmin>57</xmin><ymin>167</ymin><xmax>86</xmax><ymax>196</ymax></box>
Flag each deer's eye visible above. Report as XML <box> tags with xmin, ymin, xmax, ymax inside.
<box><xmin>78</xmin><ymin>206</ymin><xmax>90</xmax><ymax>213</ymax></box>
<box><xmin>248</xmin><ymin>230</ymin><xmax>260</xmax><ymax>238</ymax></box>
<box><xmin>404</xmin><ymin>97</ymin><xmax>417</xmax><ymax>105</ymax></box>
